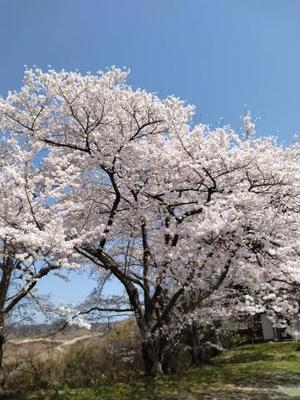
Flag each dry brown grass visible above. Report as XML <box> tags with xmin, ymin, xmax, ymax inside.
<box><xmin>5</xmin><ymin>328</ymin><xmax>103</xmax><ymax>364</ymax></box>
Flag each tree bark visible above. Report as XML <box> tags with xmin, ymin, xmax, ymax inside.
<box><xmin>141</xmin><ymin>337</ymin><xmax>163</xmax><ymax>377</ymax></box>
<box><xmin>0</xmin><ymin>319</ymin><xmax>6</xmax><ymax>385</ymax></box>
<box><xmin>162</xmin><ymin>349</ymin><xmax>178</xmax><ymax>375</ymax></box>
<box><xmin>190</xmin><ymin>323</ymin><xmax>205</xmax><ymax>366</ymax></box>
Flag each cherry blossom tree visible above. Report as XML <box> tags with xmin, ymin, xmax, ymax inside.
<box><xmin>0</xmin><ymin>68</ymin><xmax>299</xmax><ymax>376</ymax></box>
<box><xmin>0</xmin><ymin>133</ymin><xmax>76</xmax><ymax>375</ymax></box>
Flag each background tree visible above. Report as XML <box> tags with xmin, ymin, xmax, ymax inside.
<box><xmin>0</xmin><ymin>134</ymin><xmax>73</xmax><ymax>377</ymax></box>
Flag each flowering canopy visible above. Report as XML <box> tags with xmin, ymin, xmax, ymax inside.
<box><xmin>0</xmin><ymin>68</ymin><xmax>300</xmax><ymax>374</ymax></box>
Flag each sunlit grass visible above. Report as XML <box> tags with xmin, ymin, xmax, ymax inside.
<box><xmin>6</xmin><ymin>341</ymin><xmax>300</xmax><ymax>399</ymax></box>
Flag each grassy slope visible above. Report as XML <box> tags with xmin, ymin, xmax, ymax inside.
<box><xmin>7</xmin><ymin>341</ymin><xmax>300</xmax><ymax>400</ymax></box>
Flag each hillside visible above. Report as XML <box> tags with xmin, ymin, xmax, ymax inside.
<box><xmin>5</xmin><ymin>326</ymin><xmax>105</xmax><ymax>364</ymax></box>
<box><xmin>4</xmin><ymin>341</ymin><xmax>300</xmax><ymax>399</ymax></box>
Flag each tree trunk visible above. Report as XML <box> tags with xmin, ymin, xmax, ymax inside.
<box><xmin>0</xmin><ymin>321</ymin><xmax>6</xmax><ymax>385</ymax></box>
<box><xmin>162</xmin><ymin>349</ymin><xmax>178</xmax><ymax>375</ymax></box>
<box><xmin>189</xmin><ymin>323</ymin><xmax>206</xmax><ymax>367</ymax></box>
<box><xmin>142</xmin><ymin>338</ymin><xmax>163</xmax><ymax>377</ymax></box>
<box><xmin>187</xmin><ymin>322</ymin><xmax>223</xmax><ymax>367</ymax></box>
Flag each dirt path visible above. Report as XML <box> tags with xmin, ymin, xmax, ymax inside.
<box><xmin>56</xmin><ymin>334</ymin><xmax>103</xmax><ymax>353</ymax></box>
<box><xmin>9</xmin><ymin>337</ymin><xmax>64</xmax><ymax>345</ymax></box>
<box><xmin>9</xmin><ymin>333</ymin><xmax>103</xmax><ymax>353</ymax></box>
<box><xmin>219</xmin><ymin>384</ymin><xmax>300</xmax><ymax>399</ymax></box>
<box><xmin>275</xmin><ymin>385</ymin><xmax>300</xmax><ymax>397</ymax></box>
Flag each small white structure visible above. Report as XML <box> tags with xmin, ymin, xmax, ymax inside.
<box><xmin>286</xmin><ymin>321</ymin><xmax>300</xmax><ymax>341</ymax></box>
<box><xmin>261</xmin><ymin>314</ymin><xmax>282</xmax><ymax>340</ymax></box>
<box><xmin>261</xmin><ymin>314</ymin><xmax>300</xmax><ymax>341</ymax></box>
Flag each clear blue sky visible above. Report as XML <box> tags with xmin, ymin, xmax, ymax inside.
<box><xmin>1</xmin><ymin>0</ymin><xmax>299</xmax><ymax>306</ymax></box>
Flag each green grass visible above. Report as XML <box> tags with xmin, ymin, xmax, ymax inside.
<box><xmin>5</xmin><ymin>341</ymin><xmax>300</xmax><ymax>400</ymax></box>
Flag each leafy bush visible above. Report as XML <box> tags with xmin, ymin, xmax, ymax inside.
<box><xmin>62</xmin><ymin>320</ymin><xmax>142</xmax><ymax>386</ymax></box>
<box><xmin>5</xmin><ymin>350</ymin><xmax>60</xmax><ymax>392</ymax></box>
<box><xmin>4</xmin><ymin>320</ymin><xmax>142</xmax><ymax>393</ymax></box>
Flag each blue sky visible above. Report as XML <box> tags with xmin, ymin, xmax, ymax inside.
<box><xmin>1</xmin><ymin>0</ymin><xmax>300</xmax><ymax>306</ymax></box>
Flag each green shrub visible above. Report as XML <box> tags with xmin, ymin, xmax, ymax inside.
<box><xmin>62</xmin><ymin>320</ymin><xmax>143</xmax><ymax>386</ymax></box>
<box><xmin>5</xmin><ymin>350</ymin><xmax>61</xmax><ymax>392</ymax></box>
